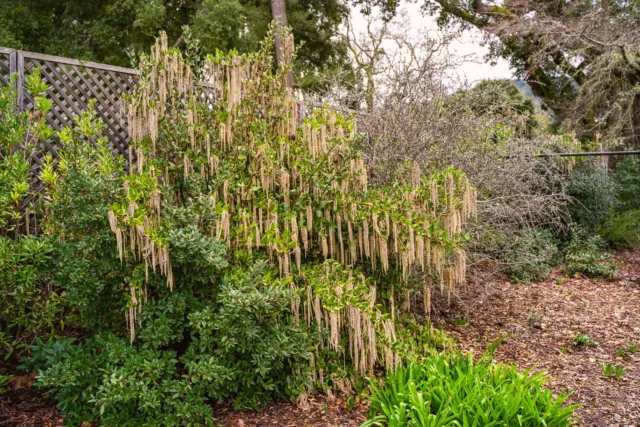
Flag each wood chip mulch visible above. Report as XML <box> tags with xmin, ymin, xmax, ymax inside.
<box><xmin>211</xmin><ymin>395</ymin><xmax>368</xmax><ymax>427</ymax></box>
<box><xmin>433</xmin><ymin>250</ymin><xmax>640</xmax><ymax>427</ymax></box>
<box><xmin>0</xmin><ymin>373</ymin><xmax>63</xmax><ymax>427</ymax></box>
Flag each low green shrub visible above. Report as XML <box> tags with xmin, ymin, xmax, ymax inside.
<box><xmin>564</xmin><ymin>231</ymin><xmax>617</xmax><ymax>279</ymax></box>
<box><xmin>362</xmin><ymin>348</ymin><xmax>578</xmax><ymax>427</ymax></box>
<box><xmin>600</xmin><ymin>209</ymin><xmax>640</xmax><ymax>249</ymax></box>
<box><xmin>22</xmin><ymin>335</ymin><xmax>215</xmax><ymax>427</ymax></box>
<box><xmin>21</xmin><ymin>260</ymin><xmax>313</xmax><ymax>425</ymax></box>
<box><xmin>565</xmin><ymin>164</ymin><xmax>618</xmax><ymax>231</ymax></box>
<box><xmin>612</xmin><ymin>157</ymin><xmax>640</xmax><ymax>211</ymax></box>
<box><xmin>503</xmin><ymin>228</ymin><xmax>560</xmax><ymax>283</ymax></box>
<box><xmin>180</xmin><ymin>261</ymin><xmax>312</xmax><ymax>410</ymax></box>
<box><xmin>0</xmin><ymin>236</ymin><xmax>63</xmax><ymax>357</ymax></box>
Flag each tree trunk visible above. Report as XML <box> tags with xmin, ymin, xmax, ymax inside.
<box><xmin>270</xmin><ymin>0</ymin><xmax>293</xmax><ymax>87</ymax></box>
<box><xmin>633</xmin><ymin>92</ymin><xmax>640</xmax><ymax>147</ymax></box>
<box><xmin>365</xmin><ymin>74</ymin><xmax>375</xmax><ymax>113</ymax></box>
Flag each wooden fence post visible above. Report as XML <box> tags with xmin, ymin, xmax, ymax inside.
<box><xmin>8</xmin><ymin>50</ymin><xmax>25</xmax><ymax>112</ymax></box>
<box><xmin>16</xmin><ymin>52</ymin><xmax>24</xmax><ymax>112</ymax></box>
<box><xmin>8</xmin><ymin>50</ymin><xmax>19</xmax><ymax>112</ymax></box>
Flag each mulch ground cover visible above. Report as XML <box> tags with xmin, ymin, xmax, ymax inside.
<box><xmin>210</xmin><ymin>395</ymin><xmax>368</xmax><ymax>427</ymax></box>
<box><xmin>432</xmin><ymin>250</ymin><xmax>640</xmax><ymax>426</ymax></box>
<box><xmin>1</xmin><ymin>251</ymin><xmax>639</xmax><ymax>426</ymax></box>
<box><xmin>0</xmin><ymin>363</ymin><xmax>64</xmax><ymax>427</ymax></box>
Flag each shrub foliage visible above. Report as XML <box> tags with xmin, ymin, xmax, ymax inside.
<box><xmin>565</xmin><ymin>163</ymin><xmax>618</xmax><ymax>232</ymax></box>
<box><xmin>564</xmin><ymin>230</ymin><xmax>617</xmax><ymax>279</ymax></box>
<box><xmin>0</xmin><ymin>70</ymin><xmax>64</xmax><ymax>355</ymax></box>
<box><xmin>502</xmin><ymin>228</ymin><xmax>560</xmax><ymax>283</ymax></box>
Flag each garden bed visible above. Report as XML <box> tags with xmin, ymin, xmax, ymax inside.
<box><xmin>2</xmin><ymin>251</ymin><xmax>638</xmax><ymax>426</ymax></box>
<box><xmin>433</xmin><ymin>250</ymin><xmax>640</xmax><ymax>426</ymax></box>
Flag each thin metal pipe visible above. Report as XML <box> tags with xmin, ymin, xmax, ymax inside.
<box><xmin>515</xmin><ymin>150</ymin><xmax>640</xmax><ymax>158</ymax></box>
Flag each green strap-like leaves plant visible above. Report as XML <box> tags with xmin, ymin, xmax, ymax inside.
<box><xmin>362</xmin><ymin>348</ymin><xmax>579</xmax><ymax>427</ymax></box>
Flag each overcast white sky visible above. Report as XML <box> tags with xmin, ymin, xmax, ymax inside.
<box><xmin>349</xmin><ymin>1</ymin><xmax>513</xmax><ymax>85</ymax></box>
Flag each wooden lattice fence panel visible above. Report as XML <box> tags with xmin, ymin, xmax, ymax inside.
<box><xmin>20</xmin><ymin>52</ymin><xmax>139</xmax><ymax>168</ymax></box>
<box><xmin>0</xmin><ymin>48</ymin><xmax>12</xmax><ymax>87</ymax></box>
<box><xmin>0</xmin><ymin>48</ymin><xmax>140</xmax><ymax>172</ymax></box>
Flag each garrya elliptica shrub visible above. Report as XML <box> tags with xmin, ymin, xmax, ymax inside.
<box><xmin>109</xmin><ymin>25</ymin><xmax>475</xmax><ymax>376</ymax></box>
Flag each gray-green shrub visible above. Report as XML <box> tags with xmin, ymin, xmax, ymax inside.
<box><xmin>600</xmin><ymin>209</ymin><xmax>640</xmax><ymax>249</ymax></box>
<box><xmin>613</xmin><ymin>157</ymin><xmax>640</xmax><ymax>211</ymax></box>
<box><xmin>565</xmin><ymin>163</ymin><xmax>618</xmax><ymax>231</ymax></box>
<box><xmin>564</xmin><ymin>230</ymin><xmax>617</xmax><ymax>279</ymax></box>
<box><xmin>503</xmin><ymin>228</ymin><xmax>560</xmax><ymax>283</ymax></box>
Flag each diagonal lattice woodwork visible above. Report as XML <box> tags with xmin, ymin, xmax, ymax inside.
<box><xmin>0</xmin><ymin>50</ymin><xmax>10</xmax><ymax>87</ymax></box>
<box><xmin>20</xmin><ymin>53</ymin><xmax>139</xmax><ymax>169</ymax></box>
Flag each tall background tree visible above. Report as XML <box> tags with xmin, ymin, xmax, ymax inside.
<box><xmin>455</xmin><ymin>79</ymin><xmax>540</xmax><ymax>138</ymax></box>
<box><xmin>0</xmin><ymin>0</ymin><xmax>350</xmax><ymax>90</ymax></box>
<box><xmin>422</xmin><ymin>0</ymin><xmax>640</xmax><ymax>147</ymax></box>
<box><xmin>270</xmin><ymin>0</ymin><xmax>294</xmax><ymax>86</ymax></box>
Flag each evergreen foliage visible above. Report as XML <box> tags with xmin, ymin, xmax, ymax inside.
<box><xmin>565</xmin><ymin>163</ymin><xmax>618</xmax><ymax>232</ymax></box>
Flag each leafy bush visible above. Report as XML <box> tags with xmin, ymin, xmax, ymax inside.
<box><xmin>0</xmin><ymin>69</ymin><xmax>66</xmax><ymax>356</ymax></box>
<box><xmin>597</xmin><ymin>158</ymin><xmax>640</xmax><ymax>248</ymax></box>
<box><xmin>564</xmin><ymin>231</ymin><xmax>617</xmax><ymax>279</ymax></box>
<box><xmin>180</xmin><ymin>261</ymin><xmax>312</xmax><ymax>409</ymax></box>
<box><xmin>0</xmin><ymin>70</ymin><xmax>55</xmax><ymax>236</ymax></box>
<box><xmin>564</xmin><ymin>163</ymin><xmax>618</xmax><ymax>231</ymax></box>
<box><xmin>503</xmin><ymin>228</ymin><xmax>560</xmax><ymax>283</ymax></box>
<box><xmin>362</xmin><ymin>348</ymin><xmax>578</xmax><ymax>427</ymax></box>
<box><xmin>600</xmin><ymin>209</ymin><xmax>640</xmax><ymax>249</ymax></box>
<box><xmin>612</xmin><ymin>157</ymin><xmax>640</xmax><ymax>211</ymax></box>
<box><xmin>23</xmin><ymin>335</ymin><xmax>215</xmax><ymax>426</ymax></box>
<box><xmin>0</xmin><ymin>236</ymin><xmax>62</xmax><ymax>357</ymax></box>
<box><xmin>22</xmin><ymin>263</ymin><xmax>311</xmax><ymax>425</ymax></box>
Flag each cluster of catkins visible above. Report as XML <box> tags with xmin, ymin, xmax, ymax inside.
<box><xmin>300</xmin><ymin>261</ymin><xmax>399</xmax><ymax>377</ymax></box>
